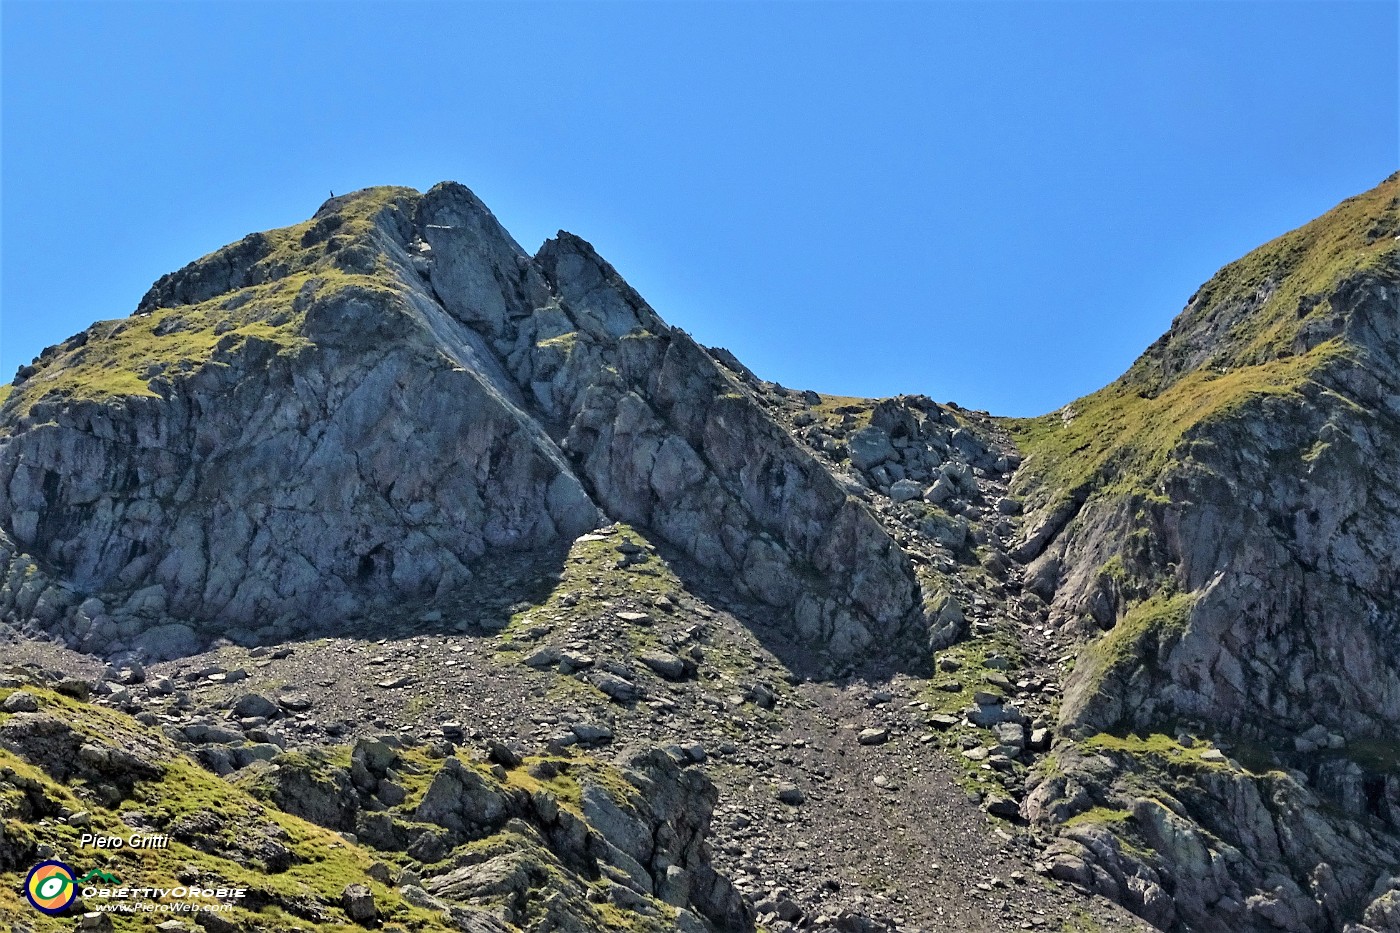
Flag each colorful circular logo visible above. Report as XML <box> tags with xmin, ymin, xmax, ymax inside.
<box><xmin>24</xmin><ymin>860</ymin><xmax>77</xmax><ymax>915</ymax></box>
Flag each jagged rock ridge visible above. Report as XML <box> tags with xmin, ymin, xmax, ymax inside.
<box><xmin>0</xmin><ymin>184</ymin><xmax>931</xmax><ymax>668</ymax></box>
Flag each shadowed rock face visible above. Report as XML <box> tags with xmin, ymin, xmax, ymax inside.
<box><xmin>0</xmin><ymin>183</ymin><xmax>929</xmax><ymax>667</ymax></box>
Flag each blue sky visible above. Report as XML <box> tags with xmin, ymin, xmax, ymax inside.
<box><xmin>2</xmin><ymin>1</ymin><xmax>1395</xmax><ymax>417</ymax></box>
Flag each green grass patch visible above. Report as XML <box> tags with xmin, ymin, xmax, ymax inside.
<box><xmin>1081</xmin><ymin>732</ymin><xmax>1230</xmax><ymax>772</ymax></box>
<box><xmin>918</xmin><ymin>623</ymin><xmax>1033</xmax><ymax>796</ymax></box>
<box><xmin>922</xmin><ymin>625</ymin><xmax>1026</xmax><ymax>716</ymax></box>
<box><xmin>1008</xmin><ymin>343</ymin><xmax>1344</xmax><ymax>511</ymax></box>
<box><xmin>498</xmin><ymin>523</ymin><xmax>770</xmax><ymax>707</ymax></box>
<box><xmin>1071</xmin><ymin>591</ymin><xmax>1195</xmax><ymax>704</ymax></box>
<box><xmin>537</xmin><ymin>330</ymin><xmax>579</xmax><ymax>350</ymax></box>
<box><xmin>1063</xmin><ymin>805</ymin><xmax>1132</xmax><ymax>829</ymax></box>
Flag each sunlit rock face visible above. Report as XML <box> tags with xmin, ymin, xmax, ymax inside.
<box><xmin>0</xmin><ymin>183</ymin><xmax>930</xmax><ymax>667</ymax></box>
<box><xmin>1014</xmin><ymin>174</ymin><xmax>1400</xmax><ymax>932</ymax></box>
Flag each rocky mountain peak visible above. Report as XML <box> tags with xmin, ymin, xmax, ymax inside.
<box><xmin>1008</xmin><ymin>174</ymin><xmax>1400</xmax><ymax>931</ymax></box>
<box><xmin>0</xmin><ymin>182</ymin><xmax>935</xmax><ymax>672</ymax></box>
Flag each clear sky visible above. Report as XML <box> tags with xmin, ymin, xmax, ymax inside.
<box><xmin>2</xmin><ymin>1</ymin><xmax>1396</xmax><ymax>417</ymax></box>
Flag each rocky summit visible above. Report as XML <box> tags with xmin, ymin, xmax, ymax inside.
<box><xmin>0</xmin><ymin>174</ymin><xmax>1396</xmax><ymax>933</ymax></box>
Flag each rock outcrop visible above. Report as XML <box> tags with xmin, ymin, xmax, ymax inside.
<box><xmin>1013</xmin><ymin>174</ymin><xmax>1400</xmax><ymax>931</ymax></box>
<box><xmin>249</xmin><ymin>738</ymin><xmax>750</xmax><ymax>931</ymax></box>
<box><xmin>0</xmin><ymin>183</ymin><xmax>929</xmax><ymax>668</ymax></box>
<box><xmin>0</xmin><ymin>675</ymin><xmax>749</xmax><ymax>931</ymax></box>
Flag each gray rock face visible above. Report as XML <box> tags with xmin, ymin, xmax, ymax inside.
<box><xmin>134</xmin><ymin>623</ymin><xmax>199</xmax><ymax>661</ymax></box>
<box><xmin>259</xmin><ymin>749</ymin><xmax>360</xmax><ymax>832</ymax></box>
<box><xmin>247</xmin><ymin>738</ymin><xmax>752</xmax><ymax>931</ymax></box>
<box><xmin>603</xmin><ymin>747</ymin><xmax>752</xmax><ymax>930</ymax></box>
<box><xmin>1014</xmin><ymin>176</ymin><xmax>1400</xmax><ymax>932</ymax></box>
<box><xmin>413</xmin><ymin>758</ymin><xmax>510</xmax><ymax>836</ymax></box>
<box><xmin>160</xmin><ymin>728</ymin><xmax>751</xmax><ymax>932</ymax></box>
<box><xmin>1</xmin><ymin>690</ymin><xmax>38</xmax><ymax>713</ymax></box>
<box><xmin>0</xmin><ymin>183</ymin><xmax>930</xmax><ymax>666</ymax></box>
<box><xmin>341</xmin><ymin>883</ymin><xmax>376</xmax><ymax>923</ymax></box>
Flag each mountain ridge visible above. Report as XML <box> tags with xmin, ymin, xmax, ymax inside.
<box><xmin>1006</xmin><ymin>172</ymin><xmax>1400</xmax><ymax>931</ymax></box>
<box><xmin>1</xmin><ymin>174</ymin><xmax>1398</xmax><ymax>933</ymax></box>
<box><xmin>0</xmin><ymin>183</ymin><xmax>943</xmax><ymax>675</ymax></box>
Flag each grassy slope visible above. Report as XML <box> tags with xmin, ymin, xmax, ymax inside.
<box><xmin>1</xmin><ymin>684</ymin><xmax>682</xmax><ymax>932</ymax></box>
<box><xmin>1007</xmin><ymin>174</ymin><xmax>1399</xmax><ymax>510</ymax></box>
<box><xmin>493</xmin><ymin>522</ymin><xmax>793</xmax><ymax>725</ymax></box>
<box><xmin>3</xmin><ymin>186</ymin><xmax>417</xmax><ymax>418</ymax></box>
<box><xmin>0</xmin><ymin>685</ymin><xmax>460</xmax><ymax>932</ymax></box>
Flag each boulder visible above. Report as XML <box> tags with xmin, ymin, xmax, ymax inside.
<box><xmin>413</xmin><ymin>758</ymin><xmax>509</xmax><ymax>836</ymax></box>
<box><xmin>2</xmin><ymin>691</ymin><xmax>38</xmax><ymax>713</ymax></box>
<box><xmin>638</xmin><ymin>650</ymin><xmax>691</xmax><ymax>681</ymax></box>
<box><xmin>341</xmin><ymin>883</ymin><xmax>376</xmax><ymax>923</ymax></box>
<box><xmin>889</xmin><ymin>479</ymin><xmax>923</xmax><ymax>502</ymax></box>
<box><xmin>847</xmin><ymin>426</ymin><xmax>896</xmax><ymax>471</ymax></box>
<box><xmin>856</xmin><ymin>728</ymin><xmax>889</xmax><ymax>746</ymax></box>
<box><xmin>133</xmin><ymin>623</ymin><xmax>199</xmax><ymax>661</ymax></box>
<box><xmin>231</xmin><ymin>693</ymin><xmax>279</xmax><ymax>720</ymax></box>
